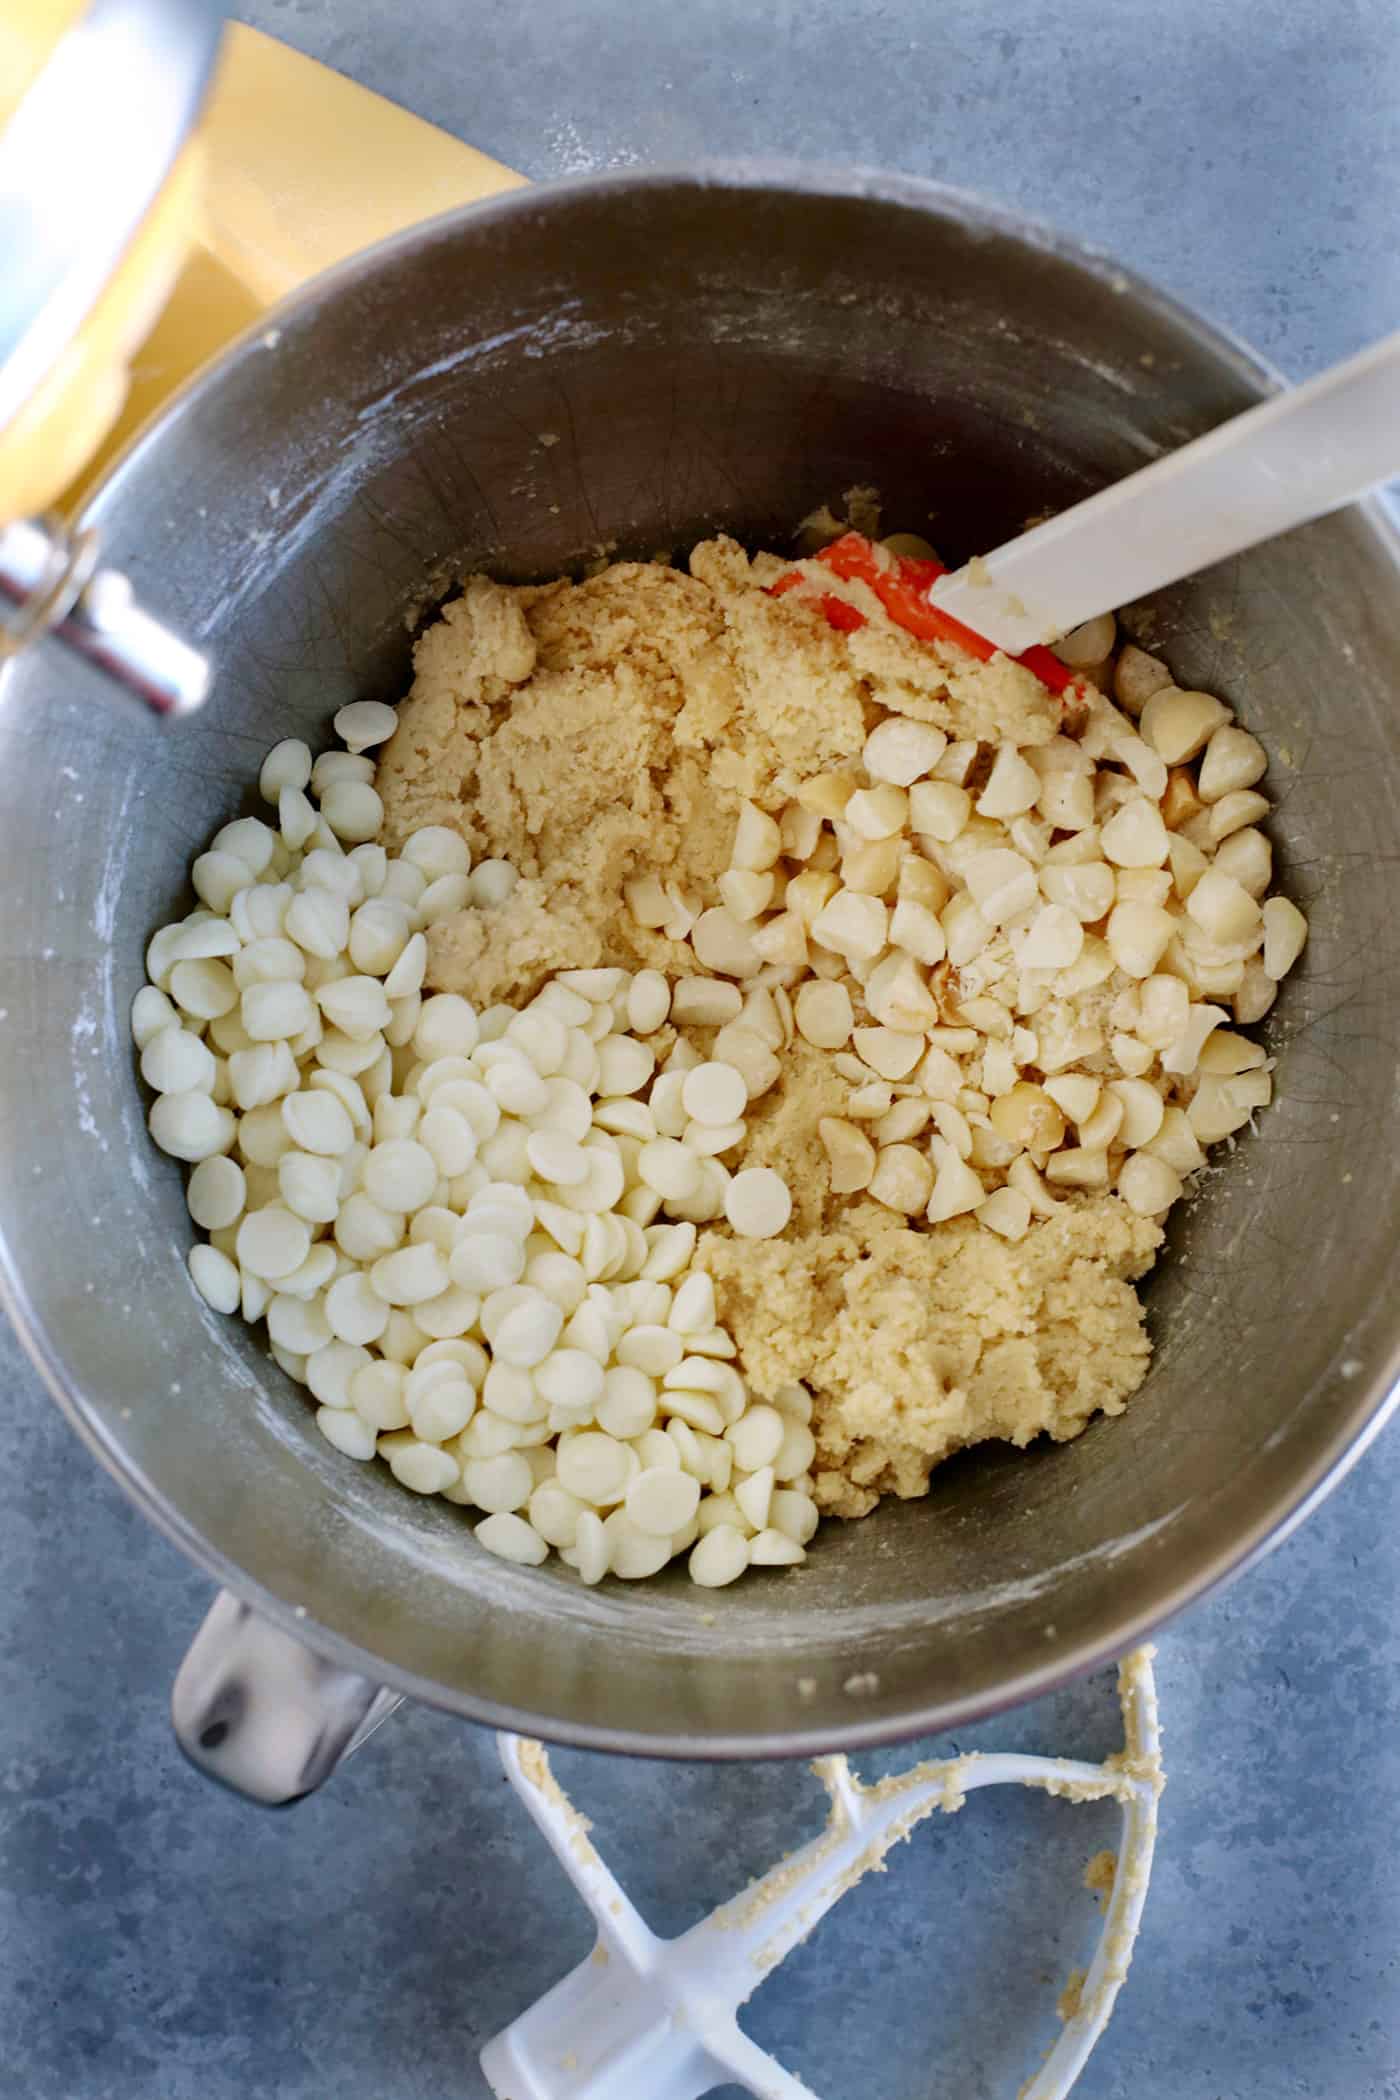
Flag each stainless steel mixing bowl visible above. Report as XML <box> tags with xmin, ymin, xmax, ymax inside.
<box><xmin>3</xmin><ymin>169</ymin><xmax>1397</xmax><ymax>1785</ymax></box>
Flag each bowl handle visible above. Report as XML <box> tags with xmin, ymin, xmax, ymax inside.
<box><xmin>170</xmin><ymin>1588</ymin><xmax>402</xmax><ymax>1805</ymax></box>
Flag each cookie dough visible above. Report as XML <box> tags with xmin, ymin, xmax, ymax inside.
<box><xmin>376</xmin><ymin>539</ymin><xmax>1160</xmax><ymax>1518</ymax></box>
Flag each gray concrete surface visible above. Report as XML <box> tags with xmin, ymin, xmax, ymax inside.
<box><xmin>3</xmin><ymin>2</ymin><xmax>1400</xmax><ymax>2096</ymax></box>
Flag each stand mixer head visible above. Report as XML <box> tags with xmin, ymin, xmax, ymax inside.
<box><xmin>0</xmin><ymin>0</ymin><xmax>220</xmax><ymax>714</ymax></box>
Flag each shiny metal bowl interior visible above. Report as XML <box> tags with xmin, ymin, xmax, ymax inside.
<box><xmin>3</xmin><ymin>168</ymin><xmax>1398</xmax><ymax>1755</ymax></box>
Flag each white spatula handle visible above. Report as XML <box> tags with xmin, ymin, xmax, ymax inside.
<box><xmin>928</xmin><ymin>327</ymin><xmax>1400</xmax><ymax>656</ymax></box>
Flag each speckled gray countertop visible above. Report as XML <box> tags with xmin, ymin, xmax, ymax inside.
<box><xmin>3</xmin><ymin>4</ymin><xmax>1399</xmax><ymax>2096</ymax></box>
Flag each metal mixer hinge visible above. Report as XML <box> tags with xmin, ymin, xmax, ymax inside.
<box><xmin>0</xmin><ymin>513</ymin><xmax>209</xmax><ymax>717</ymax></box>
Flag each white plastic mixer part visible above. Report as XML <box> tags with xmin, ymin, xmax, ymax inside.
<box><xmin>481</xmin><ymin>1649</ymin><xmax>1162</xmax><ymax>2100</ymax></box>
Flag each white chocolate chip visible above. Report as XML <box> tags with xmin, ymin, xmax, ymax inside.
<box><xmin>682</xmin><ymin>1061</ymin><xmax>748</xmax><ymax>1125</ymax></box>
<box><xmin>723</xmin><ymin>1168</ymin><xmax>792</xmax><ymax>1239</ymax></box>
<box><xmin>334</xmin><ymin>700</ymin><xmax>398</xmax><ymax>753</ymax></box>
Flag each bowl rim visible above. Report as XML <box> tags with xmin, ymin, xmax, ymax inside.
<box><xmin>14</xmin><ymin>159</ymin><xmax>1399</xmax><ymax>1758</ymax></box>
